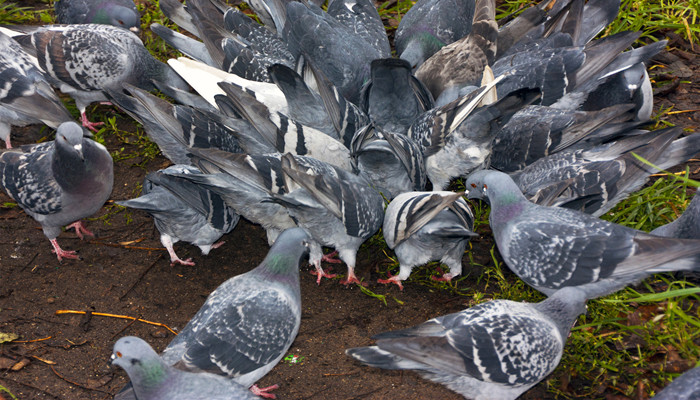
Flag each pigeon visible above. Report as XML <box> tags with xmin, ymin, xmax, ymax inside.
<box><xmin>651</xmin><ymin>193</ymin><xmax>700</xmax><ymax>240</ymax></box>
<box><xmin>581</xmin><ymin>62</ymin><xmax>654</xmax><ymax>121</ymax></box>
<box><xmin>379</xmin><ymin>191</ymin><xmax>477</xmax><ymax>290</ymax></box>
<box><xmin>54</xmin><ymin>0</ymin><xmax>141</xmax><ymax>33</ymax></box>
<box><xmin>512</xmin><ymin>127</ymin><xmax>700</xmax><ymax>217</ymax></box>
<box><xmin>346</xmin><ymin>285</ymin><xmax>588</xmax><ymax>400</ymax></box>
<box><xmin>465</xmin><ymin>170</ymin><xmax>700</xmax><ymax>298</ymax></box>
<box><xmin>13</xmin><ymin>24</ymin><xmax>189</xmax><ymax>132</ymax></box>
<box><xmin>106</xmin><ymin>84</ymin><xmax>244</xmax><ymax>165</ymax></box>
<box><xmin>0</xmin><ymin>31</ymin><xmax>73</xmax><ymax>148</ymax></box>
<box><xmin>268</xmin><ymin>153</ymin><xmax>385</xmax><ymax>285</ymax></box>
<box><xmin>114</xmin><ymin>227</ymin><xmax>310</xmax><ymax>400</ymax></box>
<box><xmin>414</xmin><ymin>0</ymin><xmax>497</xmax><ymax>104</ymax></box>
<box><xmin>282</xmin><ymin>1</ymin><xmax>382</xmax><ymax>105</ymax></box>
<box><xmin>359</xmin><ymin>58</ymin><xmax>434</xmax><ymax>135</ymax></box>
<box><xmin>0</xmin><ymin>121</ymin><xmax>113</xmax><ymax>261</ymax></box>
<box><xmin>394</xmin><ymin>0</ymin><xmax>476</xmax><ymax>69</ymax></box>
<box><xmin>651</xmin><ymin>365</ymin><xmax>700</xmax><ymax>400</ymax></box>
<box><xmin>350</xmin><ymin>124</ymin><xmax>427</xmax><ymax>200</ymax></box>
<box><xmin>326</xmin><ymin>0</ymin><xmax>391</xmax><ymax>58</ymax></box>
<box><xmin>117</xmin><ymin>165</ymin><xmax>239</xmax><ymax>266</ymax></box>
<box><xmin>111</xmin><ymin>336</ymin><xmax>259</xmax><ymax>400</ymax></box>
<box><xmin>174</xmin><ymin>149</ymin><xmax>344</xmax><ymax>282</ymax></box>
<box><xmin>409</xmin><ymin>86</ymin><xmax>540</xmax><ymax>190</ymax></box>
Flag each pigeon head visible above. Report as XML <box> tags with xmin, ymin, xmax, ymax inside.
<box><xmin>94</xmin><ymin>4</ymin><xmax>141</xmax><ymax>33</ymax></box>
<box><xmin>465</xmin><ymin>170</ymin><xmax>526</xmax><ymax>205</ymax></box>
<box><xmin>537</xmin><ymin>286</ymin><xmax>588</xmax><ymax>339</ymax></box>
<box><xmin>112</xmin><ymin>336</ymin><xmax>167</xmax><ymax>384</ymax></box>
<box><xmin>55</xmin><ymin>122</ymin><xmax>86</xmax><ymax>161</ymax></box>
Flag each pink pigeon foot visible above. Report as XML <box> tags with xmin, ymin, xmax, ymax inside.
<box><xmin>50</xmin><ymin>238</ymin><xmax>79</xmax><ymax>262</ymax></box>
<box><xmin>310</xmin><ymin>265</ymin><xmax>337</xmax><ymax>284</ymax></box>
<box><xmin>430</xmin><ymin>267</ymin><xmax>455</xmax><ymax>282</ymax></box>
<box><xmin>66</xmin><ymin>221</ymin><xmax>94</xmax><ymax>240</ymax></box>
<box><xmin>377</xmin><ymin>274</ymin><xmax>404</xmax><ymax>290</ymax></box>
<box><xmin>250</xmin><ymin>384</ymin><xmax>279</xmax><ymax>399</ymax></box>
<box><xmin>4</xmin><ymin>136</ymin><xmax>11</xmax><ymax>149</ymax></box>
<box><xmin>211</xmin><ymin>240</ymin><xmax>225</xmax><ymax>249</ymax></box>
<box><xmin>80</xmin><ymin>112</ymin><xmax>104</xmax><ymax>133</ymax></box>
<box><xmin>340</xmin><ymin>269</ymin><xmax>367</xmax><ymax>286</ymax></box>
<box><xmin>321</xmin><ymin>250</ymin><xmax>342</xmax><ymax>264</ymax></box>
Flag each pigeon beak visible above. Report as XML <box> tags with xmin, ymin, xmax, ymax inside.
<box><xmin>73</xmin><ymin>143</ymin><xmax>84</xmax><ymax>161</ymax></box>
<box><xmin>129</xmin><ymin>26</ymin><xmax>141</xmax><ymax>34</ymax></box>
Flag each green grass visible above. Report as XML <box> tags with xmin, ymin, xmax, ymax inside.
<box><xmin>0</xmin><ymin>0</ymin><xmax>51</xmax><ymax>24</ymax></box>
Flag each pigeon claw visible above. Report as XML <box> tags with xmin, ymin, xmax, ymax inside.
<box><xmin>377</xmin><ymin>275</ymin><xmax>404</xmax><ymax>291</ymax></box>
<box><xmin>340</xmin><ymin>271</ymin><xmax>367</xmax><ymax>286</ymax></box>
<box><xmin>250</xmin><ymin>383</ymin><xmax>279</xmax><ymax>399</ymax></box>
<box><xmin>80</xmin><ymin>112</ymin><xmax>104</xmax><ymax>133</ymax></box>
<box><xmin>211</xmin><ymin>240</ymin><xmax>226</xmax><ymax>250</ymax></box>
<box><xmin>310</xmin><ymin>266</ymin><xmax>337</xmax><ymax>285</ymax></box>
<box><xmin>431</xmin><ymin>272</ymin><xmax>455</xmax><ymax>282</ymax></box>
<box><xmin>66</xmin><ymin>221</ymin><xmax>95</xmax><ymax>240</ymax></box>
<box><xmin>170</xmin><ymin>257</ymin><xmax>195</xmax><ymax>267</ymax></box>
<box><xmin>50</xmin><ymin>239</ymin><xmax>79</xmax><ymax>262</ymax></box>
<box><xmin>321</xmin><ymin>250</ymin><xmax>342</xmax><ymax>264</ymax></box>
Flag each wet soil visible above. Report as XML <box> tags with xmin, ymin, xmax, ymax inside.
<box><xmin>1</xmin><ymin>2</ymin><xmax>699</xmax><ymax>400</ymax></box>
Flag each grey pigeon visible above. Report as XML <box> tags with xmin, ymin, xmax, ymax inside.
<box><xmin>379</xmin><ymin>191</ymin><xmax>477</xmax><ymax>290</ymax></box>
<box><xmin>347</xmin><ymin>286</ymin><xmax>587</xmax><ymax>400</ymax></box>
<box><xmin>465</xmin><ymin>170</ymin><xmax>700</xmax><ymax>298</ymax></box>
<box><xmin>282</xmin><ymin>1</ymin><xmax>382</xmax><ymax>105</ymax></box>
<box><xmin>395</xmin><ymin>0</ymin><xmax>476</xmax><ymax>69</ymax></box>
<box><xmin>0</xmin><ymin>121</ymin><xmax>113</xmax><ymax>261</ymax></box>
<box><xmin>117</xmin><ymin>165</ymin><xmax>239</xmax><ymax>266</ymax></box>
<box><xmin>359</xmin><ymin>58</ymin><xmax>434</xmax><ymax>135</ymax></box>
<box><xmin>268</xmin><ymin>153</ymin><xmax>385</xmax><ymax>285</ymax></box>
<box><xmin>111</xmin><ymin>336</ymin><xmax>259</xmax><ymax>400</ymax></box>
<box><xmin>114</xmin><ymin>227</ymin><xmax>310</xmax><ymax>400</ymax></box>
<box><xmin>512</xmin><ymin>127</ymin><xmax>700</xmax><ymax>217</ymax></box>
<box><xmin>651</xmin><ymin>193</ymin><xmax>700</xmax><ymax>239</ymax></box>
<box><xmin>0</xmin><ymin>31</ymin><xmax>73</xmax><ymax>148</ymax></box>
<box><xmin>581</xmin><ymin>62</ymin><xmax>654</xmax><ymax>121</ymax></box>
<box><xmin>55</xmin><ymin>0</ymin><xmax>141</xmax><ymax>32</ymax></box>
<box><xmin>651</xmin><ymin>365</ymin><xmax>700</xmax><ymax>400</ymax></box>
<box><xmin>14</xmin><ymin>24</ymin><xmax>189</xmax><ymax>132</ymax></box>
<box><xmin>414</xmin><ymin>0</ymin><xmax>497</xmax><ymax>104</ymax></box>
<box><xmin>408</xmin><ymin>87</ymin><xmax>539</xmax><ymax>190</ymax></box>
<box><xmin>351</xmin><ymin>124</ymin><xmax>427</xmax><ymax>200</ymax></box>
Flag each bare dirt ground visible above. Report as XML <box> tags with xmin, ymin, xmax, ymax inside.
<box><xmin>1</xmin><ymin>3</ymin><xmax>699</xmax><ymax>400</ymax></box>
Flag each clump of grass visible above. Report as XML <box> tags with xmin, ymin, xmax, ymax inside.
<box><xmin>0</xmin><ymin>0</ymin><xmax>50</xmax><ymax>24</ymax></box>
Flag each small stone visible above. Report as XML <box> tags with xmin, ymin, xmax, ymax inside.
<box><xmin>150</xmin><ymin>329</ymin><xmax>168</xmax><ymax>338</ymax></box>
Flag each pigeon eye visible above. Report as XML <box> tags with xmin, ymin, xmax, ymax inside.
<box><xmin>470</xmin><ymin>183</ymin><xmax>477</xmax><ymax>188</ymax></box>
<box><xmin>483</xmin><ymin>184</ymin><xmax>488</xmax><ymax>189</ymax></box>
<box><xmin>116</xmin><ymin>351</ymin><xmax>122</xmax><ymax>358</ymax></box>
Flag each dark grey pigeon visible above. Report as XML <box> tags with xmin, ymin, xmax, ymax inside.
<box><xmin>117</xmin><ymin>165</ymin><xmax>239</xmax><ymax>266</ymax></box>
<box><xmin>0</xmin><ymin>31</ymin><xmax>73</xmax><ymax>148</ymax></box>
<box><xmin>0</xmin><ymin>121</ymin><xmax>113</xmax><ymax>261</ymax></box>
<box><xmin>379</xmin><ymin>191</ymin><xmax>477</xmax><ymax>290</ymax></box>
<box><xmin>14</xmin><ymin>24</ymin><xmax>189</xmax><ymax>132</ymax></box>
<box><xmin>465</xmin><ymin>170</ymin><xmax>700</xmax><ymax>298</ymax></box>
<box><xmin>111</xmin><ymin>336</ymin><xmax>259</xmax><ymax>400</ymax></box>
<box><xmin>512</xmin><ymin>128</ymin><xmax>700</xmax><ymax>217</ymax></box>
<box><xmin>326</xmin><ymin>0</ymin><xmax>391</xmax><ymax>57</ymax></box>
<box><xmin>114</xmin><ymin>227</ymin><xmax>309</xmax><ymax>399</ymax></box>
<box><xmin>347</xmin><ymin>286</ymin><xmax>587</xmax><ymax>400</ymax></box>
<box><xmin>269</xmin><ymin>153</ymin><xmax>385</xmax><ymax>285</ymax></box>
<box><xmin>651</xmin><ymin>366</ymin><xmax>700</xmax><ymax>400</ymax></box>
<box><xmin>351</xmin><ymin>124</ymin><xmax>427</xmax><ymax>200</ymax></box>
<box><xmin>651</xmin><ymin>193</ymin><xmax>700</xmax><ymax>240</ymax></box>
<box><xmin>415</xmin><ymin>0</ymin><xmax>497</xmax><ymax>105</ymax></box>
<box><xmin>395</xmin><ymin>0</ymin><xmax>476</xmax><ymax>69</ymax></box>
<box><xmin>55</xmin><ymin>0</ymin><xmax>141</xmax><ymax>32</ymax></box>
<box><xmin>282</xmin><ymin>1</ymin><xmax>382</xmax><ymax>105</ymax></box>
<box><xmin>359</xmin><ymin>58</ymin><xmax>434</xmax><ymax>135</ymax></box>
<box><xmin>581</xmin><ymin>62</ymin><xmax>653</xmax><ymax>121</ymax></box>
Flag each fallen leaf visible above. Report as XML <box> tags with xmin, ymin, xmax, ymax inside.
<box><xmin>11</xmin><ymin>358</ymin><xmax>30</xmax><ymax>371</ymax></box>
<box><xmin>0</xmin><ymin>332</ymin><xmax>19</xmax><ymax>344</ymax></box>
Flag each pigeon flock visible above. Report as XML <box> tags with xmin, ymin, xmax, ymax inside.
<box><xmin>1</xmin><ymin>0</ymin><xmax>699</xmax><ymax>398</ymax></box>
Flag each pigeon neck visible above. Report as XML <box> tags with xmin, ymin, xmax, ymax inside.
<box><xmin>53</xmin><ymin>142</ymin><xmax>86</xmax><ymax>191</ymax></box>
<box><xmin>488</xmin><ymin>192</ymin><xmax>526</xmax><ymax>223</ymax></box>
<box><xmin>537</xmin><ymin>288</ymin><xmax>587</xmax><ymax>339</ymax></box>
<box><xmin>130</xmin><ymin>357</ymin><xmax>171</xmax><ymax>396</ymax></box>
<box><xmin>258</xmin><ymin>252</ymin><xmax>302</xmax><ymax>282</ymax></box>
